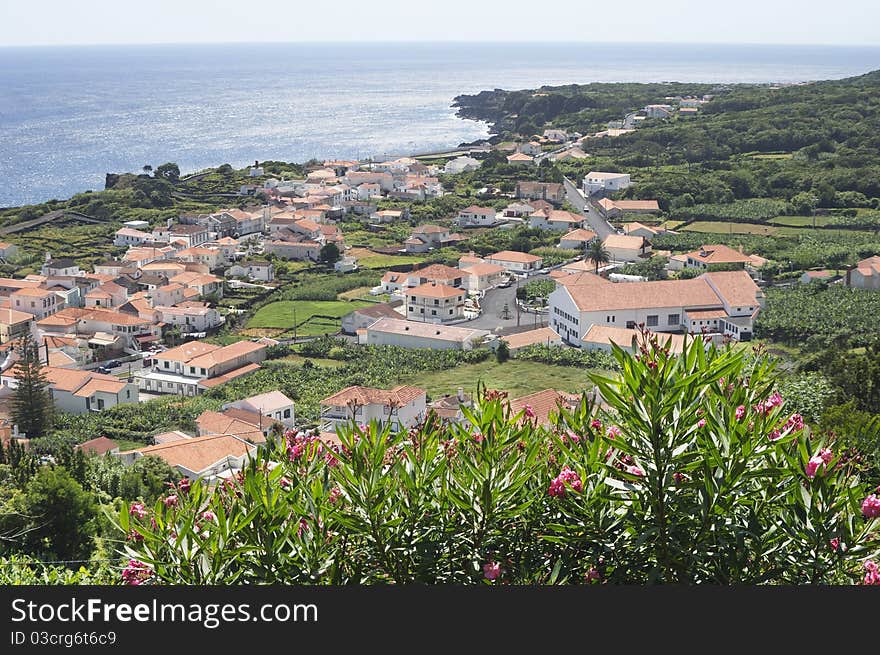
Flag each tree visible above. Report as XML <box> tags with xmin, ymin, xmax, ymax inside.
<box><xmin>20</xmin><ymin>466</ymin><xmax>97</xmax><ymax>560</ymax></box>
<box><xmin>495</xmin><ymin>340</ymin><xmax>510</xmax><ymax>363</ymax></box>
<box><xmin>11</xmin><ymin>332</ymin><xmax>54</xmax><ymax>440</ymax></box>
<box><xmin>142</xmin><ymin>164</ymin><xmax>153</xmax><ymax>176</ymax></box>
<box><xmin>585</xmin><ymin>238</ymin><xmax>611</xmax><ymax>275</ymax></box>
<box><xmin>320</xmin><ymin>243</ymin><xmax>341</xmax><ymax>264</ymax></box>
<box><xmin>154</xmin><ymin>162</ymin><xmax>180</xmax><ymax>183</ymax></box>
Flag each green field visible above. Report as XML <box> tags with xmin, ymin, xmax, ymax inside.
<box><xmin>683</xmin><ymin>221</ymin><xmax>778</xmax><ymax>235</ymax></box>
<box><xmin>281</xmin><ymin>354</ymin><xmax>348</xmax><ymax>368</ymax></box>
<box><xmin>348</xmin><ymin>248</ymin><xmax>426</xmax><ymax>269</ymax></box>
<box><xmin>398</xmin><ymin>360</ymin><xmax>599</xmax><ymax>399</ymax></box>
<box><xmin>337</xmin><ymin>286</ymin><xmax>387</xmax><ymax>302</ymax></box>
<box><xmin>248</xmin><ymin>300</ymin><xmax>371</xmax><ymax>333</ymax></box>
<box><xmin>768</xmin><ymin>215</ymin><xmax>835</xmax><ymax>227</ymax></box>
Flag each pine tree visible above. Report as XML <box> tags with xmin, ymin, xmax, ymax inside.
<box><xmin>11</xmin><ymin>332</ymin><xmax>54</xmax><ymax>439</ymax></box>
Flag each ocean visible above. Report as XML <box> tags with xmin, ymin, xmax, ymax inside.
<box><xmin>2</xmin><ymin>41</ymin><xmax>880</xmax><ymax>208</ymax></box>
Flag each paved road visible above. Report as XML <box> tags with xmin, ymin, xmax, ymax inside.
<box><xmin>563</xmin><ymin>176</ymin><xmax>616</xmax><ymax>240</ymax></box>
<box><xmin>460</xmin><ymin>274</ymin><xmax>550</xmax><ymax>333</ymax></box>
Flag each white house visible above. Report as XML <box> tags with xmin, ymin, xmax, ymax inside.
<box><xmin>227</xmin><ymin>260</ymin><xmax>275</xmax><ymax>282</ymax></box>
<box><xmin>582</xmin><ymin>172</ymin><xmax>632</xmax><ymax>196</ymax></box>
<box><xmin>559</xmin><ymin>229</ymin><xmax>598</xmax><ymax>250</ymax></box>
<box><xmin>341</xmin><ymin>303</ymin><xmax>403</xmax><ymax>335</ymax></box>
<box><xmin>223</xmin><ymin>390</ymin><xmax>296</xmax><ymax>428</ymax></box>
<box><xmin>486</xmin><ymin>250</ymin><xmax>543</xmax><ymax>274</ymax></box>
<box><xmin>603</xmin><ymin>234</ymin><xmax>651</xmax><ymax>263</ymax></box>
<box><xmin>444</xmin><ymin>156</ymin><xmax>481</xmax><ymax>175</ymax></box>
<box><xmin>365</xmin><ymin>318</ymin><xmax>489</xmax><ymax>351</ymax></box>
<box><xmin>457</xmin><ymin>205</ymin><xmax>497</xmax><ymax>228</ymax></box>
<box><xmin>154</xmin><ymin>304</ymin><xmax>224</xmax><ymax>332</ymax></box>
<box><xmin>847</xmin><ymin>256</ymin><xmax>880</xmax><ymax>290</ymax></box>
<box><xmin>405</xmin><ymin>282</ymin><xmax>466</xmax><ymax>323</ymax></box>
<box><xmin>460</xmin><ymin>262</ymin><xmax>507</xmax><ymax>292</ymax></box>
<box><xmin>118</xmin><ymin>434</ymin><xmax>261</xmax><ymax>482</ymax></box>
<box><xmin>114</xmin><ymin>227</ymin><xmax>153</xmax><ymax>247</ymax></box>
<box><xmin>10</xmin><ymin>288</ymin><xmax>60</xmax><ymax>320</ymax></box>
<box><xmin>334</xmin><ymin>256</ymin><xmax>358</xmax><ymax>273</ymax></box>
<box><xmin>319</xmin><ymin>385</ymin><xmax>427</xmax><ymax>434</ymax></box>
<box><xmin>135</xmin><ymin>340</ymin><xmax>266</xmax><ymax>396</ymax></box>
<box><xmin>38</xmin><ymin>366</ymin><xmax>138</xmax><ymax>414</ymax></box>
<box><xmin>529</xmin><ymin>210</ymin><xmax>583</xmax><ymax>232</ymax></box>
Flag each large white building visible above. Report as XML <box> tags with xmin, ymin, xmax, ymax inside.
<box><xmin>548</xmin><ymin>270</ymin><xmax>764</xmax><ymax>346</ymax></box>
<box><xmin>405</xmin><ymin>282</ymin><xmax>466</xmax><ymax>323</ymax></box>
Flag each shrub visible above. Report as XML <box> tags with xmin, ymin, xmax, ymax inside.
<box><xmin>115</xmin><ymin>337</ymin><xmax>880</xmax><ymax>585</ymax></box>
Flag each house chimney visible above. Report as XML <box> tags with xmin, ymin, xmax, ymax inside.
<box><xmin>457</xmin><ymin>387</ymin><xmax>465</xmax><ymax>402</ymax></box>
<box><xmin>846</xmin><ymin>266</ymin><xmax>853</xmax><ymax>287</ymax></box>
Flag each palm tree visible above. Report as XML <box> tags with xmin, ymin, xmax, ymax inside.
<box><xmin>585</xmin><ymin>238</ymin><xmax>611</xmax><ymax>275</ymax></box>
<box><xmin>142</xmin><ymin>164</ymin><xmax>153</xmax><ymax>176</ymax></box>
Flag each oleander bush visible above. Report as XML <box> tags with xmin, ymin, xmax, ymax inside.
<box><xmin>115</xmin><ymin>334</ymin><xmax>880</xmax><ymax>585</ymax></box>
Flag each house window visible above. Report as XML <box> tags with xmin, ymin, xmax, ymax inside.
<box><xmin>97</xmin><ymin>399</ymin><xmax>105</xmax><ymax>410</ymax></box>
<box><xmin>668</xmin><ymin>313</ymin><xmax>680</xmax><ymax>325</ymax></box>
<box><xmin>626</xmin><ymin>321</ymin><xmax>636</xmax><ymax>329</ymax></box>
<box><xmin>126</xmin><ymin>390</ymin><xmax>130</xmax><ymax>399</ymax></box>
<box><xmin>283</xmin><ymin>409</ymin><xmax>291</xmax><ymax>419</ymax></box>
<box><xmin>431</xmin><ymin>310</ymin><xmax>437</xmax><ymax>316</ymax></box>
<box><xmin>201</xmin><ymin>368</ymin><xmax>206</xmax><ymax>376</ymax></box>
<box><xmin>647</xmin><ymin>315</ymin><xmax>658</xmax><ymax>327</ymax></box>
<box><xmin>164</xmin><ymin>361</ymin><xmax>170</xmax><ymax>369</ymax></box>
<box><xmin>448</xmin><ymin>309</ymin><xmax>453</xmax><ymax>315</ymax></box>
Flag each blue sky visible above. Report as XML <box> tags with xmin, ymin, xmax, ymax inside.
<box><xmin>1</xmin><ymin>0</ymin><xmax>878</xmax><ymax>47</ymax></box>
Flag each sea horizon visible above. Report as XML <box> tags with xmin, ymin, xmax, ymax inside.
<box><xmin>3</xmin><ymin>40</ymin><xmax>880</xmax><ymax>207</ymax></box>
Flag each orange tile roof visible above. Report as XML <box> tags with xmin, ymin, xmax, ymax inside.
<box><xmin>133</xmin><ymin>434</ymin><xmax>257</xmax><ymax>473</ymax></box>
<box><xmin>561</xmin><ymin>229</ymin><xmax>597</xmax><ymax>242</ymax></box>
<box><xmin>502</xmin><ymin>327</ymin><xmax>561</xmax><ymax>350</ymax></box>
<box><xmin>197</xmin><ymin>362</ymin><xmax>262</xmax><ymax>389</ymax></box>
<box><xmin>613</xmin><ymin>200</ymin><xmax>660</xmax><ymax>212</ymax></box>
<box><xmin>603</xmin><ymin>234</ymin><xmax>646</xmax><ymax>250</ymax></box>
<box><xmin>156</xmin><ymin>340</ymin><xmax>220</xmax><ymax>363</ymax></box>
<box><xmin>407</xmin><ymin>282</ymin><xmax>463</xmax><ymax>299</ymax></box>
<box><xmin>703</xmin><ymin>270</ymin><xmax>762</xmax><ymax>307</ymax></box>
<box><xmin>582</xmin><ymin>325</ymin><xmax>692</xmax><ymax>354</ymax></box>
<box><xmin>75</xmin><ymin>437</ymin><xmax>119</xmax><ymax>455</ymax></box>
<box><xmin>510</xmin><ymin>389</ymin><xmax>580</xmax><ymax>427</ymax></box>
<box><xmin>463</xmin><ymin>262</ymin><xmax>507</xmax><ymax>277</ymax></box>
<box><xmin>321</xmin><ymin>385</ymin><xmax>425</xmax><ymax>408</ymax></box>
<box><xmin>686</xmin><ymin>245</ymin><xmax>752</xmax><ymax>265</ymax></box>
<box><xmin>488</xmin><ymin>250</ymin><xmax>543</xmax><ymax>264</ymax></box>
<box><xmin>410</xmin><ymin>264</ymin><xmax>463</xmax><ymax>280</ymax></box>
<box><xmin>187</xmin><ymin>340</ymin><xmax>266</xmax><ymax>369</ymax></box>
<box><xmin>559</xmin><ymin>273</ymin><xmax>722</xmax><ymax>312</ymax></box>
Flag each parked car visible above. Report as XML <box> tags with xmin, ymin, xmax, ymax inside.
<box><xmin>106</xmin><ymin>360</ymin><xmax>121</xmax><ymax>368</ymax></box>
<box><xmin>95</xmin><ymin>366</ymin><xmax>112</xmax><ymax>374</ymax></box>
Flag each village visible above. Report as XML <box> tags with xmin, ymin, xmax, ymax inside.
<box><xmin>0</xmin><ymin>111</ymin><xmax>878</xmax><ymax>485</ymax></box>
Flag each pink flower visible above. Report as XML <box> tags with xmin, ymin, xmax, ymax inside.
<box><xmin>626</xmin><ymin>465</ymin><xmax>645</xmax><ymax>477</ymax></box>
<box><xmin>483</xmin><ymin>561</ymin><xmax>501</xmax><ymax>581</ymax></box>
<box><xmin>590</xmin><ymin>419</ymin><xmax>602</xmax><ymax>430</ymax></box>
<box><xmin>298</xmin><ymin>518</ymin><xmax>309</xmax><ymax>537</ymax></box>
<box><xmin>782</xmin><ymin>413</ymin><xmax>804</xmax><ymax>435</ymax></box>
<box><xmin>829</xmin><ymin>538</ymin><xmax>840</xmax><ymax>552</ymax></box>
<box><xmin>768</xmin><ymin>429</ymin><xmax>781</xmax><ymax>441</ymax></box>
<box><xmin>200</xmin><ymin>511</ymin><xmax>216</xmax><ymax>522</ymax></box>
<box><xmin>806</xmin><ymin>455</ymin><xmax>825</xmax><ymax>479</ymax></box>
<box><xmin>548</xmin><ymin>477</ymin><xmax>566</xmax><ymax>498</ymax></box>
<box><xmin>473</xmin><ymin>433</ymin><xmax>483</xmax><ymax>443</ymax></box>
<box><xmin>607</xmin><ymin>426</ymin><xmax>621</xmax><ymax>439</ymax></box>
<box><xmin>673</xmin><ymin>472</ymin><xmax>688</xmax><ymax>484</ymax></box>
<box><xmin>735</xmin><ymin>405</ymin><xmax>746</xmax><ymax>421</ymax></box>
<box><xmin>177</xmin><ymin>478</ymin><xmax>191</xmax><ymax>494</ymax></box>
<box><xmin>819</xmin><ymin>448</ymin><xmax>833</xmax><ymax>464</ymax></box>
<box><xmin>558</xmin><ymin>466</ymin><xmax>583</xmax><ymax>492</ymax></box>
<box><xmin>126</xmin><ymin>529</ymin><xmax>143</xmax><ymax>542</ymax></box>
<box><xmin>279</xmin><ymin>477</ymin><xmax>292</xmax><ymax>490</ymax></box>
<box><xmin>163</xmin><ymin>495</ymin><xmax>178</xmax><ymax>508</ymax></box>
<box><xmin>697</xmin><ymin>419</ymin><xmax>706</xmax><ymax>428</ymax></box>
<box><xmin>328</xmin><ymin>487</ymin><xmax>342</xmax><ymax>504</ymax></box>
<box><xmin>523</xmin><ymin>405</ymin><xmax>535</xmax><ymax>419</ymax></box>
<box><xmin>766</xmin><ymin>391</ymin><xmax>783</xmax><ymax>408</ymax></box>
<box><xmin>324</xmin><ymin>450</ymin><xmax>339</xmax><ymax>467</ymax></box>
<box><xmin>121</xmin><ymin>559</ymin><xmax>152</xmax><ymax>586</ymax></box>
<box><xmin>129</xmin><ymin>502</ymin><xmax>148</xmax><ymax>519</ymax></box>
<box><xmin>861</xmin><ymin>494</ymin><xmax>880</xmax><ymax>518</ymax></box>
<box><xmin>863</xmin><ymin>561</ymin><xmax>880</xmax><ymax>586</ymax></box>
<box><xmin>566</xmin><ymin>431</ymin><xmax>580</xmax><ymax>443</ymax></box>
<box><xmin>585</xmin><ymin>567</ymin><xmax>601</xmax><ymax>582</ymax></box>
